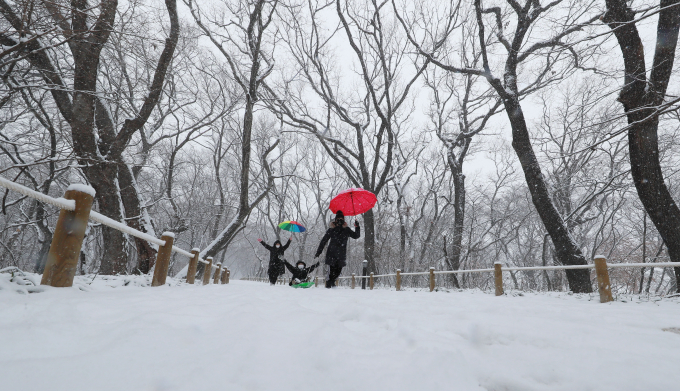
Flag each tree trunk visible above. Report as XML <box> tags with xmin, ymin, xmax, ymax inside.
<box><xmin>449</xmin><ymin>161</ymin><xmax>466</xmax><ymax>288</ymax></box>
<box><xmin>87</xmin><ymin>163</ymin><xmax>129</xmax><ymax>275</ymax></box>
<box><xmin>604</xmin><ymin>0</ymin><xmax>680</xmax><ymax>292</ymax></box>
<box><xmin>363</xmin><ymin>208</ymin><xmax>377</xmax><ymax>274</ymax></box>
<box><xmin>118</xmin><ymin>164</ymin><xmax>157</xmax><ymax>274</ymax></box>
<box><xmin>541</xmin><ymin>234</ymin><xmax>553</xmax><ymax>291</ymax></box>
<box><xmin>33</xmin><ymin>236</ymin><xmax>51</xmax><ymax>273</ymax></box>
<box><xmin>504</xmin><ymin>97</ymin><xmax>592</xmax><ymax>293</ymax></box>
<box><xmin>639</xmin><ymin>211</ymin><xmax>647</xmax><ymax>294</ymax></box>
<box><xmin>397</xmin><ymin>192</ymin><xmax>407</xmax><ymax>271</ymax></box>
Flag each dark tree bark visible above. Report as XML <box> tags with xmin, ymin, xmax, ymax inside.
<box><xmin>0</xmin><ymin>0</ymin><xmax>180</xmax><ymax>274</ymax></box>
<box><xmin>395</xmin><ymin>0</ymin><xmax>597</xmax><ymax>292</ymax></box>
<box><xmin>442</xmin><ymin>235</ymin><xmax>460</xmax><ymax>288</ymax></box>
<box><xmin>0</xmin><ymin>0</ymin><xmax>179</xmax><ymax>274</ymax></box>
<box><xmin>603</xmin><ymin>0</ymin><xmax>680</xmax><ymax>292</ymax></box>
<box><xmin>503</xmin><ymin>98</ymin><xmax>592</xmax><ymax>292</ymax></box>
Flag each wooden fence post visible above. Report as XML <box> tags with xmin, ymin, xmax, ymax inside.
<box><xmin>370</xmin><ymin>272</ymin><xmax>374</xmax><ymax>290</ymax></box>
<box><xmin>41</xmin><ymin>185</ymin><xmax>95</xmax><ymax>287</ymax></box>
<box><xmin>151</xmin><ymin>232</ymin><xmax>175</xmax><ymax>287</ymax></box>
<box><xmin>213</xmin><ymin>263</ymin><xmax>222</xmax><ymax>284</ymax></box>
<box><xmin>361</xmin><ymin>260</ymin><xmax>368</xmax><ymax>289</ymax></box>
<box><xmin>494</xmin><ymin>262</ymin><xmax>504</xmax><ymax>296</ymax></box>
<box><xmin>186</xmin><ymin>248</ymin><xmax>200</xmax><ymax>284</ymax></box>
<box><xmin>226</xmin><ymin>270</ymin><xmax>230</xmax><ymax>284</ymax></box>
<box><xmin>429</xmin><ymin>267</ymin><xmax>435</xmax><ymax>292</ymax></box>
<box><xmin>351</xmin><ymin>274</ymin><xmax>356</xmax><ymax>289</ymax></box>
<box><xmin>396</xmin><ymin>269</ymin><xmax>401</xmax><ymax>291</ymax></box>
<box><xmin>315</xmin><ymin>276</ymin><xmax>318</xmax><ymax>287</ymax></box>
<box><xmin>203</xmin><ymin>257</ymin><xmax>213</xmax><ymax>285</ymax></box>
<box><xmin>594</xmin><ymin>256</ymin><xmax>613</xmax><ymax>303</ymax></box>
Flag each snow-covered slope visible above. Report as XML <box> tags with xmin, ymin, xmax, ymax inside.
<box><xmin>1</xmin><ymin>277</ymin><xmax>679</xmax><ymax>391</ymax></box>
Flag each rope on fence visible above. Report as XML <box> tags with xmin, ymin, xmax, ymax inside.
<box><xmin>6</xmin><ymin>175</ymin><xmax>680</xmax><ymax>291</ymax></box>
<box><xmin>501</xmin><ymin>264</ymin><xmax>594</xmax><ymax>272</ymax></box>
<box><xmin>89</xmin><ymin>210</ymin><xmax>166</xmax><ymax>247</ymax></box>
<box><xmin>0</xmin><ymin>175</ymin><xmax>222</xmax><ymax>279</ymax></box>
<box><xmin>607</xmin><ymin>262</ymin><xmax>680</xmax><ymax>269</ymax></box>
<box><xmin>0</xmin><ymin>175</ymin><xmax>76</xmax><ymax>210</ymax></box>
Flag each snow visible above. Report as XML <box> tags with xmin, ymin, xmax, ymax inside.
<box><xmin>1</xmin><ymin>275</ymin><xmax>680</xmax><ymax>391</ymax></box>
<box><xmin>161</xmin><ymin>231</ymin><xmax>176</xmax><ymax>238</ymax></box>
<box><xmin>66</xmin><ymin>183</ymin><xmax>96</xmax><ymax>197</ymax></box>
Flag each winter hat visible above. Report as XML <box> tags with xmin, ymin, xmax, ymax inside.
<box><xmin>335</xmin><ymin>210</ymin><xmax>344</xmax><ymax>219</ymax></box>
<box><xmin>296</xmin><ymin>261</ymin><xmax>306</xmax><ymax>268</ymax></box>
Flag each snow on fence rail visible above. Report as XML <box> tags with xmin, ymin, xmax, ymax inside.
<box><xmin>0</xmin><ymin>176</ymin><xmax>229</xmax><ymax>288</ymax></box>
<box><xmin>245</xmin><ymin>258</ymin><xmax>680</xmax><ymax>303</ymax></box>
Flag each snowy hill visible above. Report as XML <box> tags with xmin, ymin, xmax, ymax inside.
<box><xmin>1</xmin><ymin>275</ymin><xmax>679</xmax><ymax>391</ymax></box>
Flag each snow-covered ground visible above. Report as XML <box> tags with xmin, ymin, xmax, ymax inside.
<box><xmin>2</xmin><ymin>272</ymin><xmax>680</xmax><ymax>391</ymax></box>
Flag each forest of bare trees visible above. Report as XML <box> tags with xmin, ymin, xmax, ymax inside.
<box><xmin>1</xmin><ymin>0</ymin><xmax>679</xmax><ymax>294</ymax></box>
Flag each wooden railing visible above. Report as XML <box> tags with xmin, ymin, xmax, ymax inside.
<box><xmin>0</xmin><ymin>175</ymin><xmax>228</xmax><ymax>287</ymax></box>
<box><xmin>244</xmin><ymin>257</ymin><xmax>680</xmax><ymax>303</ymax></box>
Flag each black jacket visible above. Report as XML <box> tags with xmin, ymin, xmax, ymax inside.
<box><xmin>315</xmin><ymin>222</ymin><xmax>360</xmax><ymax>267</ymax></box>
<box><xmin>260</xmin><ymin>239</ymin><xmax>291</xmax><ymax>275</ymax></box>
<box><xmin>283</xmin><ymin>261</ymin><xmax>320</xmax><ymax>282</ymax></box>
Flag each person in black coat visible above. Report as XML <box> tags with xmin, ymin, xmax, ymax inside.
<box><xmin>283</xmin><ymin>260</ymin><xmax>320</xmax><ymax>285</ymax></box>
<box><xmin>258</xmin><ymin>237</ymin><xmax>292</xmax><ymax>285</ymax></box>
<box><xmin>314</xmin><ymin>210</ymin><xmax>360</xmax><ymax>288</ymax></box>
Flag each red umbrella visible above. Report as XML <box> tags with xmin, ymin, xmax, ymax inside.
<box><xmin>329</xmin><ymin>188</ymin><xmax>377</xmax><ymax>216</ymax></box>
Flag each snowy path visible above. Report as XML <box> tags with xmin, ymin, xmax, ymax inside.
<box><xmin>2</xmin><ymin>280</ymin><xmax>680</xmax><ymax>391</ymax></box>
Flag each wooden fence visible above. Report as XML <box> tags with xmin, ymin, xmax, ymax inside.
<box><xmin>0</xmin><ymin>176</ymin><xmax>228</xmax><ymax>287</ymax></box>
<box><xmin>244</xmin><ymin>257</ymin><xmax>680</xmax><ymax>303</ymax></box>
<box><xmin>6</xmin><ymin>174</ymin><xmax>678</xmax><ymax>299</ymax></box>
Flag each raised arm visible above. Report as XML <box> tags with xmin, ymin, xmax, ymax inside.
<box><xmin>309</xmin><ymin>262</ymin><xmax>320</xmax><ymax>273</ymax></box>
<box><xmin>348</xmin><ymin>223</ymin><xmax>360</xmax><ymax>239</ymax></box>
<box><xmin>315</xmin><ymin>230</ymin><xmax>331</xmax><ymax>258</ymax></box>
<box><xmin>282</xmin><ymin>238</ymin><xmax>292</xmax><ymax>251</ymax></box>
<box><xmin>282</xmin><ymin>260</ymin><xmax>295</xmax><ymax>273</ymax></box>
<box><xmin>259</xmin><ymin>240</ymin><xmax>273</xmax><ymax>251</ymax></box>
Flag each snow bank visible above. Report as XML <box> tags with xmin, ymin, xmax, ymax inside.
<box><xmin>1</xmin><ymin>278</ymin><xmax>679</xmax><ymax>391</ymax></box>
<box><xmin>0</xmin><ymin>267</ymin><xmax>45</xmax><ymax>294</ymax></box>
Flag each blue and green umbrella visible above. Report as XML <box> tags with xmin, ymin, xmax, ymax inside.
<box><xmin>278</xmin><ymin>220</ymin><xmax>306</xmax><ymax>233</ymax></box>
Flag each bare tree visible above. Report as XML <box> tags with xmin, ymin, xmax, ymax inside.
<box><xmin>185</xmin><ymin>0</ymin><xmax>282</xmax><ymax>261</ymax></box>
<box><xmin>424</xmin><ymin>49</ymin><xmax>502</xmax><ymax>286</ymax></box>
<box><xmin>603</xmin><ymin>0</ymin><xmax>680</xmax><ymax>292</ymax></box>
<box><xmin>395</xmin><ymin>0</ymin><xmax>604</xmax><ymax>292</ymax></box>
<box><xmin>0</xmin><ymin>0</ymin><xmax>180</xmax><ymax>274</ymax></box>
<box><xmin>262</xmin><ymin>0</ymin><xmax>428</xmax><ymax>273</ymax></box>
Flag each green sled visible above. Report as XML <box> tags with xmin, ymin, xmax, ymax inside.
<box><xmin>292</xmin><ymin>281</ymin><xmax>315</xmax><ymax>289</ymax></box>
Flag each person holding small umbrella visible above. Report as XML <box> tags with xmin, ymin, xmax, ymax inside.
<box><xmin>315</xmin><ymin>210</ymin><xmax>360</xmax><ymax>288</ymax></box>
<box><xmin>258</xmin><ymin>237</ymin><xmax>292</xmax><ymax>285</ymax></box>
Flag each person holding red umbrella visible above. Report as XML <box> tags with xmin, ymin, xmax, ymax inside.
<box><xmin>314</xmin><ymin>210</ymin><xmax>360</xmax><ymax>288</ymax></box>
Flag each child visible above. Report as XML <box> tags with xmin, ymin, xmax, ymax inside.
<box><xmin>283</xmin><ymin>260</ymin><xmax>320</xmax><ymax>286</ymax></box>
